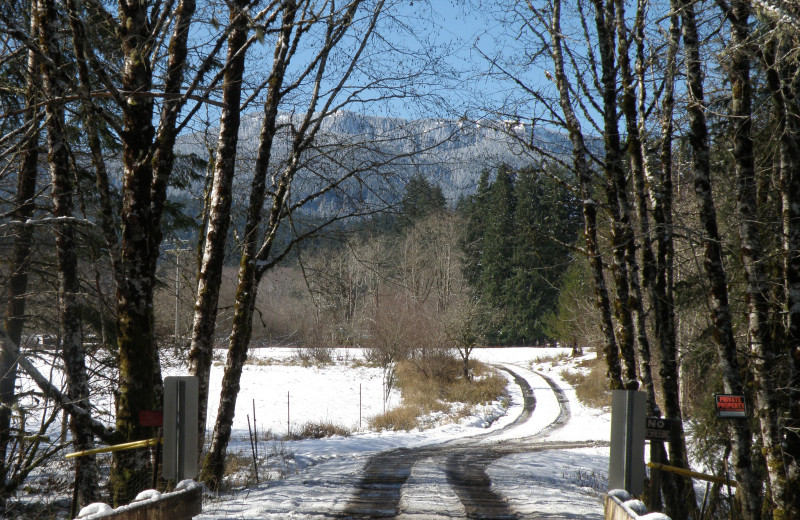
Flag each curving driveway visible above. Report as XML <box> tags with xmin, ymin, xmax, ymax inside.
<box><xmin>338</xmin><ymin>365</ymin><xmax>603</xmax><ymax>519</ymax></box>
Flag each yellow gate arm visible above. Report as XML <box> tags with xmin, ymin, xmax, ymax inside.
<box><xmin>647</xmin><ymin>462</ymin><xmax>737</xmax><ymax>487</ymax></box>
<box><xmin>65</xmin><ymin>438</ymin><xmax>161</xmax><ymax>459</ymax></box>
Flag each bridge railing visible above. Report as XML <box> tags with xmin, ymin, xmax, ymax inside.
<box><xmin>605</xmin><ymin>489</ymin><xmax>671</xmax><ymax>520</ymax></box>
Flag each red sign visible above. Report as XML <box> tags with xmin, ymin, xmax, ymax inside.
<box><xmin>139</xmin><ymin>410</ymin><xmax>164</xmax><ymax>427</ymax></box>
<box><xmin>715</xmin><ymin>394</ymin><xmax>746</xmax><ymax>418</ymax></box>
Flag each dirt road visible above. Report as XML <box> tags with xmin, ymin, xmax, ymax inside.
<box><xmin>338</xmin><ymin>366</ymin><xmax>605</xmax><ymax>519</ymax></box>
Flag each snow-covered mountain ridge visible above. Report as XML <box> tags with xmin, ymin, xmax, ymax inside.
<box><xmin>180</xmin><ymin>110</ymin><xmax>573</xmax><ymax>204</ymax></box>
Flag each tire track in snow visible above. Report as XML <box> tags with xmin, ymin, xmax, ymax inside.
<box><xmin>339</xmin><ymin>365</ymin><xmax>565</xmax><ymax>518</ymax></box>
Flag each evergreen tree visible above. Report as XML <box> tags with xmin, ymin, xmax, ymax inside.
<box><xmin>480</xmin><ymin>165</ymin><xmax>516</xmax><ymax>343</ymax></box>
<box><xmin>460</xmin><ymin>169</ymin><xmax>491</xmax><ymax>289</ymax></box>
<box><xmin>459</xmin><ymin>164</ymin><xmax>581</xmax><ymax>345</ymax></box>
<box><xmin>506</xmin><ymin>167</ymin><xmax>580</xmax><ymax>343</ymax></box>
<box><xmin>399</xmin><ymin>174</ymin><xmax>447</xmax><ymax>226</ymax></box>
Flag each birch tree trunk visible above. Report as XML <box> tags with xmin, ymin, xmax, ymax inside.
<box><xmin>782</xmin><ymin>94</ymin><xmax>800</xmax><ymax>520</ymax></box>
<box><xmin>201</xmin><ymin>0</ymin><xmax>389</xmax><ymax>488</ymax></box>
<box><xmin>774</xmin><ymin>33</ymin><xmax>800</xmax><ymax>520</ymax></box>
<box><xmin>65</xmin><ymin>0</ymin><xmax>123</xmax><ymax>287</ymax></box>
<box><xmin>548</xmin><ymin>0</ymin><xmax>624</xmax><ymax>390</ymax></box>
<box><xmin>189</xmin><ymin>0</ymin><xmax>255</xmax><ymax>459</ymax></box>
<box><xmin>679</xmin><ymin>0</ymin><xmax>761</xmax><ymax>516</ymax></box>
<box><xmin>619</xmin><ymin>0</ymin><xmax>695</xmax><ymax>513</ymax></box>
<box><xmin>783</xmin><ymin>120</ymin><xmax>800</xmax><ymax>519</ymax></box>
<box><xmin>616</xmin><ymin>0</ymin><xmax>657</xmax><ymax>407</ymax></box>
<box><xmin>200</xmin><ymin>0</ymin><xmax>299</xmax><ymax>489</ymax></box>
<box><xmin>148</xmin><ymin>0</ymin><xmax>196</xmax><ymax>280</ymax></box>
<box><xmin>639</xmin><ymin>1</ymin><xmax>697</xmax><ymax>514</ymax></box>
<box><xmin>760</xmin><ymin>27</ymin><xmax>800</xmax><ymax>520</ymax></box>
<box><xmin>724</xmin><ymin>2</ymin><xmax>788</xmax><ymax>517</ymax></box>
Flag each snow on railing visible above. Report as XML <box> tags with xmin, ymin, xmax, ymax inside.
<box><xmin>75</xmin><ymin>479</ymin><xmax>202</xmax><ymax>520</ymax></box>
<box><xmin>605</xmin><ymin>489</ymin><xmax>671</xmax><ymax>520</ymax></box>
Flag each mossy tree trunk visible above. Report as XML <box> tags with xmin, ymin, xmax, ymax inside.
<box><xmin>148</xmin><ymin>0</ymin><xmax>196</xmax><ymax>281</ymax></box>
<box><xmin>759</xmin><ymin>21</ymin><xmax>800</xmax><ymax>520</ymax></box>
<box><xmin>37</xmin><ymin>0</ymin><xmax>98</xmax><ymax>508</ymax></box>
<box><xmin>679</xmin><ymin>0</ymin><xmax>762</xmax><ymax>517</ymax></box>
<box><xmin>725</xmin><ymin>1</ymin><xmax>789</xmax><ymax>517</ymax></box>
<box><xmin>201</xmin><ymin>0</ymin><xmax>386</xmax><ymax>488</ymax></box>
<box><xmin>105</xmin><ymin>0</ymin><xmax>195</xmax><ymax>504</ymax></box>
<box><xmin>590</xmin><ymin>0</ymin><xmax>640</xmax><ymax>391</ymax></box>
<box><xmin>112</xmin><ymin>0</ymin><xmax>159</xmax><ymax>502</ymax></box>
<box><xmin>200</xmin><ymin>2</ymin><xmax>298</xmax><ymax>489</ymax></box>
<box><xmin>782</xmin><ymin>84</ymin><xmax>800</xmax><ymax>520</ymax></box>
<box><xmin>641</xmin><ymin>1</ymin><xmax>695</xmax><ymax>515</ymax></box>
<box><xmin>622</xmin><ymin>0</ymin><xmax>695</xmax><ymax>514</ymax></box>
<box><xmin>617</xmin><ymin>0</ymin><xmax>656</xmax><ymax>406</ymax></box>
<box><xmin>0</xmin><ymin>7</ymin><xmax>40</xmax><ymax>504</ymax></box>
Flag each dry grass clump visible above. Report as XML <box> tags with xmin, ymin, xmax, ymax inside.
<box><xmin>533</xmin><ymin>352</ymin><xmax>572</xmax><ymax>365</ymax></box>
<box><xmin>221</xmin><ymin>438</ymin><xmax>299</xmax><ymax>490</ymax></box>
<box><xmin>292</xmin><ymin>421</ymin><xmax>351</xmax><ymax>439</ymax></box>
<box><xmin>222</xmin><ymin>451</ymin><xmax>257</xmax><ymax>489</ymax></box>
<box><xmin>444</xmin><ymin>365</ymin><xmax>507</xmax><ymax>405</ymax></box>
<box><xmin>245</xmin><ymin>347</ymin><xmax>335</xmax><ymax>367</ymax></box>
<box><xmin>444</xmin><ymin>375</ymin><xmax>506</xmax><ymax>405</ymax></box>
<box><xmin>244</xmin><ymin>353</ymin><xmax>286</xmax><ymax>366</ymax></box>
<box><xmin>560</xmin><ymin>354</ymin><xmax>610</xmax><ymax>409</ymax></box>
<box><xmin>369</xmin><ymin>404</ymin><xmax>423</xmax><ymax>431</ymax></box>
<box><xmin>369</xmin><ymin>352</ymin><xmax>507</xmax><ymax>432</ymax></box>
<box><xmin>348</xmin><ymin>358</ymin><xmax>376</xmax><ymax>369</ymax></box>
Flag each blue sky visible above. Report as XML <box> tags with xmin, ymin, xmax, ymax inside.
<box><xmin>178</xmin><ymin>1</ymin><xmax>556</xmax><ymax>128</ymax></box>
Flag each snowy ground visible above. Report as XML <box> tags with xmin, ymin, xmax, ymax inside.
<box><xmin>180</xmin><ymin>347</ymin><xmax>612</xmax><ymax>519</ymax></box>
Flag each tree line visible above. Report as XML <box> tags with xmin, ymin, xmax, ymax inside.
<box><xmin>459</xmin><ymin>164</ymin><xmax>581</xmax><ymax>345</ymax></box>
<box><xmin>290</xmin><ymin>170</ymin><xmax>577</xmax><ymax>380</ymax></box>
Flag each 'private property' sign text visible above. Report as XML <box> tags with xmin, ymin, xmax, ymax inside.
<box><xmin>715</xmin><ymin>394</ymin><xmax>747</xmax><ymax>418</ymax></box>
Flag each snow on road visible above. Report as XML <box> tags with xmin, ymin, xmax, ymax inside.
<box><xmin>193</xmin><ymin>347</ymin><xmax>611</xmax><ymax>519</ymax></box>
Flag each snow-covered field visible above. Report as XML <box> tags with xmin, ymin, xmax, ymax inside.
<box><xmin>174</xmin><ymin>346</ymin><xmax>612</xmax><ymax>519</ymax></box>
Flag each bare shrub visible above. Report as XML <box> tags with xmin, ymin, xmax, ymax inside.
<box><xmin>293</xmin><ymin>421</ymin><xmax>351</xmax><ymax>439</ymax></box>
<box><xmin>293</xmin><ymin>346</ymin><xmax>333</xmax><ymax>366</ymax></box>
<box><xmin>199</xmin><ymin>266</ymin><xmax>314</xmax><ymax>346</ymax></box>
<box><xmin>365</xmin><ymin>294</ymin><xmax>421</xmax><ymax>402</ymax></box>
<box><xmin>407</xmin><ymin>347</ymin><xmax>459</xmax><ymax>383</ymax></box>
